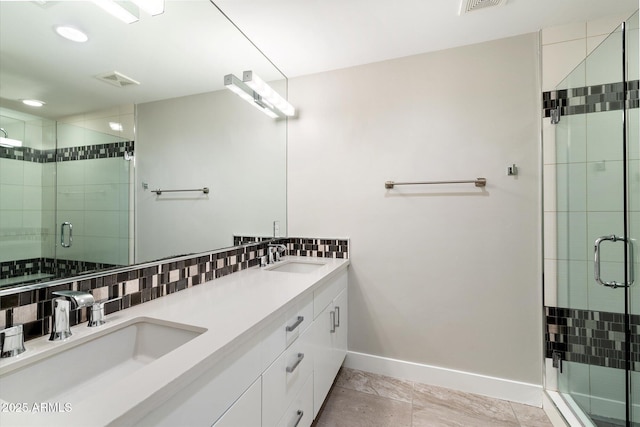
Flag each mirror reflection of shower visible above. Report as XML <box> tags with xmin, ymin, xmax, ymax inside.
<box><xmin>0</xmin><ymin>123</ymin><xmax>23</xmax><ymax>147</ymax></box>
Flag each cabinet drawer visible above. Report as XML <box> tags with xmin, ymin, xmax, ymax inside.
<box><xmin>262</xmin><ymin>327</ymin><xmax>313</xmax><ymax>427</ymax></box>
<box><xmin>134</xmin><ymin>332</ymin><xmax>262</xmax><ymax>427</ymax></box>
<box><xmin>213</xmin><ymin>377</ymin><xmax>261</xmax><ymax>427</ymax></box>
<box><xmin>285</xmin><ymin>293</ymin><xmax>313</xmax><ymax>347</ymax></box>
<box><xmin>313</xmin><ymin>269</ymin><xmax>347</xmax><ymax>319</ymax></box>
<box><xmin>276</xmin><ymin>373</ymin><xmax>313</xmax><ymax>427</ymax></box>
<box><xmin>262</xmin><ymin>292</ymin><xmax>314</xmax><ymax>371</ymax></box>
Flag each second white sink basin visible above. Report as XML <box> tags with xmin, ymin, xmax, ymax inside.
<box><xmin>0</xmin><ymin>318</ymin><xmax>205</xmax><ymax>405</ymax></box>
<box><xmin>267</xmin><ymin>260</ymin><xmax>326</xmax><ymax>273</ymax></box>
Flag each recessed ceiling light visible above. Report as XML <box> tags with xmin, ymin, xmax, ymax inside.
<box><xmin>54</xmin><ymin>25</ymin><xmax>89</xmax><ymax>43</ymax></box>
<box><xmin>22</xmin><ymin>99</ymin><xmax>46</xmax><ymax>107</ymax></box>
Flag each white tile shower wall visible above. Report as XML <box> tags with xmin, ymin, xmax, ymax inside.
<box><xmin>58</xmin><ymin>105</ymin><xmax>135</xmax><ymax>146</ymax></box>
<box><xmin>288</xmin><ymin>33</ymin><xmax>542</xmax><ymax>388</ymax></box>
<box><xmin>541</xmin><ymin>14</ymin><xmax>631</xmax><ymax>315</ymax></box>
<box><xmin>56</xmin><ymin>157</ymin><xmax>129</xmax><ymax>266</ymax></box>
<box><xmin>0</xmin><ymin>126</ymin><xmax>51</xmax><ymax>263</ymax></box>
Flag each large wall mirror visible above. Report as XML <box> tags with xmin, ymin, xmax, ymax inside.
<box><xmin>0</xmin><ymin>0</ymin><xmax>287</xmax><ymax>290</ymax></box>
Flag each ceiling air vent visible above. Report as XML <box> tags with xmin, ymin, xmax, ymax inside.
<box><xmin>95</xmin><ymin>71</ymin><xmax>140</xmax><ymax>88</ymax></box>
<box><xmin>459</xmin><ymin>0</ymin><xmax>507</xmax><ymax>15</ymax></box>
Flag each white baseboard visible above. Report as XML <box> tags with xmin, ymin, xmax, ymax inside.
<box><xmin>344</xmin><ymin>351</ymin><xmax>543</xmax><ymax>407</ymax></box>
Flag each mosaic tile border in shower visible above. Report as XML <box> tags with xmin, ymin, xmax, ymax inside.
<box><xmin>0</xmin><ymin>140</ymin><xmax>134</xmax><ymax>163</ymax></box>
<box><xmin>542</xmin><ymin>79</ymin><xmax>639</xmax><ymax>118</ymax></box>
<box><xmin>0</xmin><ymin>237</ymin><xmax>349</xmax><ymax>341</ymax></box>
<box><xmin>545</xmin><ymin>306</ymin><xmax>640</xmax><ymax>372</ymax></box>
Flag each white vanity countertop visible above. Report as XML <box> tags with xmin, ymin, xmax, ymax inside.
<box><xmin>0</xmin><ymin>256</ymin><xmax>349</xmax><ymax>427</ymax></box>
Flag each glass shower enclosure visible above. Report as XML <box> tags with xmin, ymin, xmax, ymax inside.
<box><xmin>0</xmin><ymin>111</ymin><xmax>133</xmax><ymax>288</ymax></box>
<box><xmin>545</xmin><ymin>10</ymin><xmax>638</xmax><ymax>427</ymax></box>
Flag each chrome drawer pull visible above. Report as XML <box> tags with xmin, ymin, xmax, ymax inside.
<box><xmin>286</xmin><ymin>316</ymin><xmax>304</xmax><ymax>332</ymax></box>
<box><xmin>330</xmin><ymin>311</ymin><xmax>336</xmax><ymax>333</ymax></box>
<box><xmin>293</xmin><ymin>410</ymin><xmax>304</xmax><ymax>427</ymax></box>
<box><xmin>334</xmin><ymin>306</ymin><xmax>340</xmax><ymax>327</ymax></box>
<box><xmin>286</xmin><ymin>353</ymin><xmax>305</xmax><ymax>373</ymax></box>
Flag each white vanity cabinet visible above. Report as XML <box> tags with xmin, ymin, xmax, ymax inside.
<box><xmin>134</xmin><ymin>331</ymin><xmax>263</xmax><ymax>427</ymax></box>
<box><xmin>312</xmin><ymin>271</ymin><xmax>348</xmax><ymax>417</ymax></box>
<box><xmin>133</xmin><ymin>265</ymin><xmax>348</xmax><ymax>427</ymax></box>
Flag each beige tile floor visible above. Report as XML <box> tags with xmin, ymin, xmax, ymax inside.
<box><xmin>312</xmin><ymin>368</ymin><xmax>553</xmax><ymax>427</ymax></box>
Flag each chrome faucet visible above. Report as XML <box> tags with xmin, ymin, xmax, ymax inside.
<box><xmin>268</xmin><ymin>243</ymin><xmax>288</xmax><ymax>263</ymax></box>
<box><xmin>260</xmin><ymin>244</ymin><xmax>288</xmax><ymax>266</ymax></box>
<box><xmin>0</xmin><ymin>324</ymin><xmax>26</xmax><ymax>358</ymax></box>
<box><xmin>49</xmin><ymin>290</ymin><xmax>94</xmax><ymax>341</ymax></box>
<box><xmin>87</xmin><ymin>297</ymin><xmax>121</xmax><ymax>327</ymax></box>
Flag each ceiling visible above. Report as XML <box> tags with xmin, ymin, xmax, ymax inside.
<box><xmin>1</xmin><ymin>0</ymin><xmax>637</xmax><ymax>119</ymax></box>
<box><xmin>213</xmin><ymin>0</ymin><xmax>639</xmax><ymax>78</ymax></box>
<box><xmin>0</xmin><ymin>1</ymin><xmax>282</xmax><ymax>119</ymax></box>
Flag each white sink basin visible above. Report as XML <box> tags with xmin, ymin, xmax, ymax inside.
<box><xmin>267</xmin><ymin>260</ymin><xmax>326</xmax><ymax>273</ymax></box>
<box><xmin>0</xmin><ymin>318</ymin><xmax>205</xmax><ymax>405</ymax></box>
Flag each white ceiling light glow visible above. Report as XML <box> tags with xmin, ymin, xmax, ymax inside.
<box><xmin>22</xmin><ymin>100</ymin><xmax>46</xmax><ymax>107</ymax></box>
<box><xmin>92</xmin><ymin>0</ymin><xmax>139</xmax><ymax>24</ymax></box>
<box><xmin>54</xmin><ymin>25</ymin><xmax>89</xmax><ymax>43</ymax></box>
<box><xmin>109</xmin><ymin>122</ymin><xmax>124</xmax><ymax>132</ymax></box>
<box><xmin>242</xmin><ymin>71</ymin><xmax>295</xmax><ymax>117</ymax></box>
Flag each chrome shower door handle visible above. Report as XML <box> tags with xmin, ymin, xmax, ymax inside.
<box><xmin>60</xmin><ymin>221</ymin><xmax>73</xmax><ymax>248</ymax></box>
<box><xmin>594</xmin><ymin>235</ymin><xmax>634</xmax><ymax>288</ymax></box>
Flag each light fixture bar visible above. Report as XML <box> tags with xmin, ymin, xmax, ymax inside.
<box><xmin>0</xmin><ymin>137</ymin><xmax>23</xmax><ymax>148</ymax></box>
<box><xmin>92</xmin><ymin>0</ymin><xmax>139</xmax><ymax>24</ymax></box>
<box><xmin>224</xmin><ymin>74</ymin><xmax>282</xmax><ymax>119</ymax></box>
<box><xmin>242</xmin><ymin>71</ymin><xmax>295</xmax><ymax>117</ymax></box>
<box><xmin>131</xmin><ymin>0</ymin><xmax>164</xmax><ymax>16</ymax></box>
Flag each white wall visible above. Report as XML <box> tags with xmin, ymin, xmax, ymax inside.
<box><xmin>288</xmin><ymin>33</ymin><xmax>542</xmax><ymax>386</ymax></box>
<box><xmin>136</xmin><ymin>89</ymin><xmax>287</xmax><ymax>262</ymax></box>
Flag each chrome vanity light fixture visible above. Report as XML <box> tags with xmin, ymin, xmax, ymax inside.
<box><xmin>92</xmin><ymin>0</ymin><xmax>139</xmax><ymax>24</ymax></box>
<box><xmin>0</xmin><ymin>128</ymin><xmax>23</xmax><ymax>148</ymax></box>
<box><xmin>131</xmin><ymin>0</ymin><xmax>164</xmax><ymax>16</ymax></box>
<box><xmin>224</xmin><ymin>74</ymin><xmax>281</xmax><ymax>119</ymax></box>
<box><xmin>92</xmin><ymin>0</ymin><xmax>164</xmax><ymax>23</ymax></box>
<box><xmin>242</xmin><ymin>71</ymin><xmax>295</xmax><ymax>117</ymax></box>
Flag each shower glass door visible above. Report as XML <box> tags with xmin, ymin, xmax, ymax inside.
<box><xmin>552</xmin><ymin>10</ymin><xmax>638</xmax><ymax>427</ymax></box>
<box><xmin>626</xmin><ymin>10</ymin><xmax>639</xmax><ymax>427</ymax></box>
<box><xmin>54</xmin><ymin>121</ymin><xmax>132</xmax><ymax>278</ymax></box>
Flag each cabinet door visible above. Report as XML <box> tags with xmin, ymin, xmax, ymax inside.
<box><xmin>213</xmin><ymin>377</ymin><xmax>261</xmax><ymax>427</ymax></box>
<box><xmin>312</xmin><ymin>301</ymin><xmax>337</xmax><ymax>417</ymax></box>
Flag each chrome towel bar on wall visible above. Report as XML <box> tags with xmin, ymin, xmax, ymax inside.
<box><xmin>384</xmin><ymin>178</ymin><xmax>487</xmax><ymax>189</ymax></box>
<box><xmin>152</xmin><ymin>187</ymin><xmax>209</xmax><ymax>195</ymax></box>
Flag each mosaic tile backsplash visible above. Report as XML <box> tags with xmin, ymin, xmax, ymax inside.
<box><xmin>545</xmin><ymin>306</ymin><xmax>640</xmax><ymax>372</ymax></box>
<box><xmin>0</xmin><ymin>237</ymin><xmax>349</xmax><ymax>341</ymax></box>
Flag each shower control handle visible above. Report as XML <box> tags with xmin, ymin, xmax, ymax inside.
<box><xmin>60</xmin><ymin>222</ymin><xmax>73</xmax><ymax>248</ymax></box>
<box><xmin>594</xmin><ymin>235</ymin><xmax>634</xmax><ymax>288</ymax></box>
